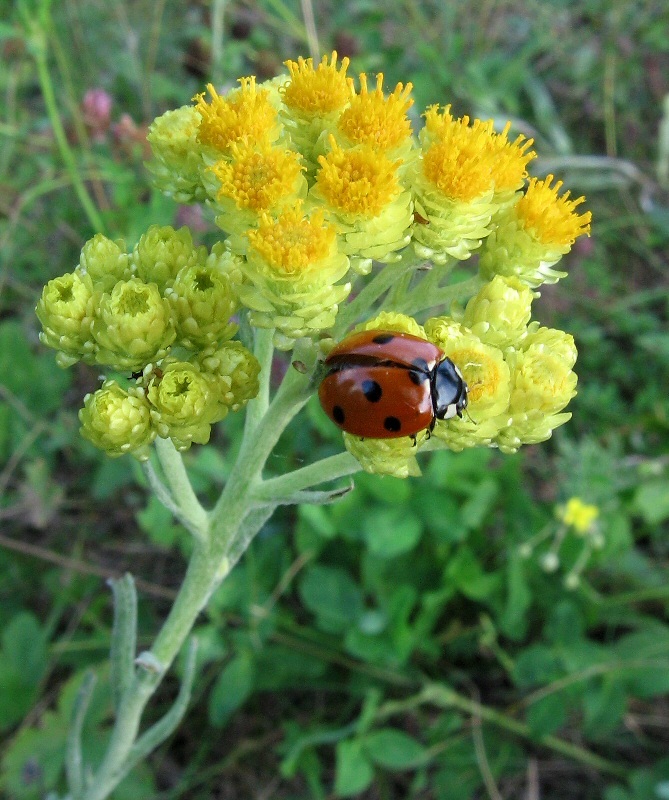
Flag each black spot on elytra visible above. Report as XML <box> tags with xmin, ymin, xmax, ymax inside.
<box><xmin>362</xmin><ymin>379</ymin><xmax>382</xmax><ymax>402</ymax></box>
<box><xmin>333</xmin><ymin>405</ymin><xmax>345</xmax><ymax>424</ymax></box>
<box><xmin>372</xmin><ymin>333</ymin><xmax>395</xmax><ymax>344</ymax></box>
<box><xmin>384</xmin><ymin>416</ymin><xmax>401</xmax><ymax>432</ymax></box>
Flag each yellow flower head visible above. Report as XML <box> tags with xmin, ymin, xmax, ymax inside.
<box><xmin>316</xmin><ymin>136</ymin><xmax>402</xmax><ymax>218</ymax></box>
<box><xmin>282</xmin><ymin>52</ymin><xmax>351</xmax><ymax>115</ymax></box>
<box><xmin>337</xmin><ymin>73</ymin><xmax>414</xmax><ymax>151</ymax></box>
<box><xmin>194</xmin><ymin>78</ymin><xmax>279</xmax><ymax>153</ymax></box>
<box><xmin>517</xmin><ymin>174</ymin><xmax>591</xmax><ymax>247</ymax></box>
<box><xmin>557</xmin><ymin>497</ymin><xmax>600</xmax><ymax>535</ymax></box>
<box><xmin>209</xmin><ymin>140</ymin><xmax>305</xmax><ymax>212</ymax></box>
<box><xmin>489</xmin><ymin>122</ymin><xmax>536</xmax><ymax>194</ymax></box>
<box><xmin>422</xmin><ymin>111</ymin><xmax>498</xmax><ymax>202</ymax></box>
<box><xmin>246</xmin><ymin>204</ymin><xmax>338</xmax><ymax>275</ymax></box>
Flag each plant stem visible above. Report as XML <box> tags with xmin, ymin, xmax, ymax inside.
<box><xmin>153</xmin><ymin>437</ymin><xmax>209</xmax><ymax>542</ymax></box>
<box><xmin>253</xmin><ymin>451</ymin><xmax>360</xmax><ymax>505</ymax></box>
<box><xmin>78</xmin><ymin>345</ymin><xmax>318</xmax><ymax>800</ymax></box>
<box><xmin>28</xmin><ymin>10</ymin><xmax>106</xmax><ymax>234</ymax></box>
<box><xmin>333</xmin><ymin>254</ymin><xmax>421</xmax><ymax>337</ymax></box>
<box><xmin>419</xmin><ymin>684</ymin><xmax>628</xmax><ymax>779</ymax></box>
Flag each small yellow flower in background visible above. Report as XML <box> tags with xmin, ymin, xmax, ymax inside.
<box><xmin>557</xmin><ymin>497</ymin><xmax>600</xmax><ymax>535</ymax></box>
<box><xmin>479</xmin><ymin>174</ymin><xmax>591</xmax><ymax>287</ymax></box>
<box><xmin>194</xmin><ymin>78</ymin><xmax>281</xmax><ymax>154</ymax></box>
<box><xmin>240</xmin><ymin>204</ymin><xmax>351</xmax><ymax>347</ymax></box>
<box><xmin>521</xmin><ymin>497</ymin><xmax>604</xmax><ymax>590</ymax></box>
<box><xmin>208</xmin><ymin>140</ymin><xmax>307</xmax><ymax>235</ymax></box>
<box><xmin>336</xmin><ymin>73</ymin><xmax>414</xmax><ymax>159</ymax></box>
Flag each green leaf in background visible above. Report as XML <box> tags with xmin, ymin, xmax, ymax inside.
<box><xmin>526</xmin><ymin>692</ymin><xmax>568</xmax><ymax>738</ymax></box>
<box><xmin>362</xmin><ymin>506</ymin><xmax>422</xmax><ymax>557</ymax></box>
<box><xmin>633</xmin><ymin>480</ymin><xmax>669</xmax><ymax>526</ymax></box>
<box><xmin>334</xmin><ymin>739</ymin><xmax>374</xmax><ymax>797</ymax></box>
<box><xmin>499</xmin><ymin>553</ymin><xmax>531</xmax><ymax>639</ymax></box>
<box><xmin>0</xmin><ymin>613</ymin><xmax>48</xmax><ymax>730</ymax></box>
<box><xmin>362</xmin><ymin>728</ymin><xmax>427</xmax><ymax>770</ymax></box>
<box><xmin>208</xmin><ymin>651</ymin><xmax>256</xmax><ymax>728</ymax></box>
<box><xmin>298</xmin><ymin>564</ymin><xmax>365</xmax><ymax>633</ymax></box>
<box><xmin>444</xmin><ymin>546</ymin><xmax>500</xmax><ymax>600</ymax></box>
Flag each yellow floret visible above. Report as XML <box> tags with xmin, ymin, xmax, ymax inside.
<box><xmin>209</xmin><ymin>141</ymin><xmax>305</xmax><ymax>212</ymax></box>
<box><xmin>422</xmin><ymin>115</ymin><xmax>498</xmax><ymax>202</ymax></box>
<box><xmin>489</xmin><ymin>122</ymin><xmax>536</xmax><ymax>194</ymax></box>
<box><xmin>517</xmin><ymin>175</ymin><xmax>592</xmax><ymax>246</ymax></box>
<box><xmin>246</xmin><ymin>205</ymin><xmax>337</xmax><ymax>274</ymax></box>
<box><xmin>337</xmin><ymin>73</ymin><xmax>413</xmax><ymax>152</ymax></box>
<box><xmin>282</xmin><ymin>52</ymin><xmax>351</xmax><ymax>114</ymax></box>
<box><xmin>194</xmin><ymin>77</ymin><xmax>279</xmax><ymax>153</ymax></box>
<box><xmin>316</xmin><ymin>137</ymin><xmax>402</xmax><ymax>218</ymax></box>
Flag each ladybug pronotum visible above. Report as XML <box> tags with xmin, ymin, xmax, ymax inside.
<box><xmin>318</xmin><ymin>330</ymin><xmax>468</xmax><ymax>439</ymax></box>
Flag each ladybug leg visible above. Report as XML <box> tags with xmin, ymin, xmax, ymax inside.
<box><xmin>409</xmin><ymin>434</ymin><xmax>418</xmax><ymax>447</ymax></box>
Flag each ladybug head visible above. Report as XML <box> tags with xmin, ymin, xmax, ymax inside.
<box><xmin>433</xmin><ymin>358</ymin><xmax>468</xmax><ymax>420</ymax></box>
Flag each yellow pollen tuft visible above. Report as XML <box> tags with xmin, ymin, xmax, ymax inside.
<box><xmin>558</xmin><ymin>497</ymin><xmax>600</xmax><ymax>534</ymax></box>
<box><xmin>422</xmin><ymin>115</ymin><xmax>500</xmax><ymax>202</ymax></box>
<box><xmin>451</xmin><ymin>347</ymin><xmax>501</xmax><ymax>405</ymax></box>
<box><xmin>517</xmin><ymin>175</ymin><xmax>592</xmax><ymax>246</ymax></box>
<box><xmin>337</xmin><ymin>73</ymin><xmax>414</xmax><ymax>150</ymax></box>
<box><xmin>282</xmin><ymin>52</ymin><xmax>351</xmax><ymax>114</ymax></box>
<box><xmin>423</xmin><ymin>104</ymin><xmax>455</xmax><ymax>137</ymax></box>
<box><xmin>247</xmin><ymin>206</ymin><xmax>336</xmax><ymax>273</ymax></box>
<box><xmin>490</xmin><ymin>123</ymin><xmax>536</xmax><ymax>192</ymax></box>
<box><xmin>210</xmin><ymin>141</ymin><xmax>304</xmax><ymax>211</ymax></box>
<box><xmin>316</xmin><ymin>136</ymin><xmax>401</xmax><ymax>217</ymax></box>
<box><xmin>193</xmin><ymin>78</ymin><xmax>278</xmax><ymax>153</ymax></box>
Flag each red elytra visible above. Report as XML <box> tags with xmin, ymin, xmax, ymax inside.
<box><xmin>318</xmin><ymin>330</ymin><xmax>468</xmax><ymax>439</ymax></box>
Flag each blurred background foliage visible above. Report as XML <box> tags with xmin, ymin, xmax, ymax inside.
<box><xmin>1</xmin><ymin>0</ymin><xmax>669</xmax><ymax>797</ymax></box>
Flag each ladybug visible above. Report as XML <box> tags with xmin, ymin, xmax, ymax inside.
<box><xmin>318</xmin><ymin>330</ymin><xmax>468</xmax><ymax>439</ymax></box>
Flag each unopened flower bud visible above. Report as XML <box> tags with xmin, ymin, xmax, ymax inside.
<box><xmin>92</xmin><ymin>278</ymin><xmax>176</xmax><ymax>371</ymax></box>
<box><xmin>79</xmin><ymin>380</ymin><xmax>154</xmax><ymax>459</ymax></box>
<box><xmin>78</xmin><ymin>233</ymin><xmax>131</xmax><ymax>291</ymax></box>
<box><xmin>36</xmin><ymin>271</ymin><xmax>97</xmax><ymax>366</ymax></box>
<box><xmin>462</xmin><ymin>276</ymin><xmax>535</xmax><ymax>349</ymax></box>
<box><xmin>132</xmin><ymin>225</ymin><xmax>201</xmax><ymax>291</ymax></box>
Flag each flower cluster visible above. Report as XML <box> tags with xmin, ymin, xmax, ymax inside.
<box><xmin>38</xmin><ymin>53</ymin><xmax>590</xmax><ymax>471</ymax></box>
<box><xmin>37</xmin><ymin>226</ymin><xmax>259</xmax><ymax>458</ymax></box>
<box><xmin>342</xmin><ymin>277</ymin><xmax>577</xmax><ymax>477</ymax></box>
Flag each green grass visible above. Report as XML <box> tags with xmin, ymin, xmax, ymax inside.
<box><xmin>1</xmin><ymin>0</ymin><xmax>669</xmax><ymax>798</ymax></box>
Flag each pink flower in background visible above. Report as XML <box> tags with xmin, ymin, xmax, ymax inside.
<box><xmin>82</xmin><ymin>89</ymin><xmax>112</xmax><ymax>142</ymax></box>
